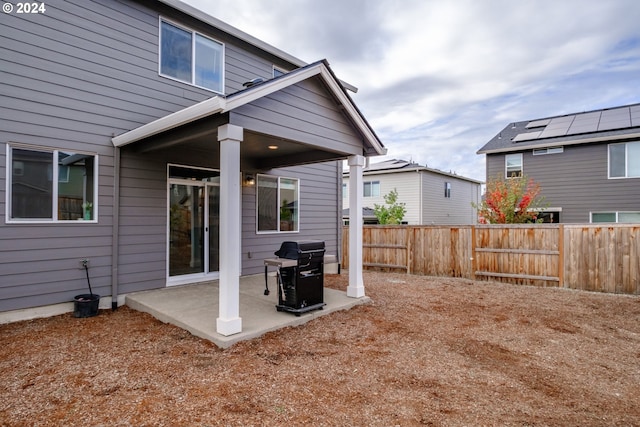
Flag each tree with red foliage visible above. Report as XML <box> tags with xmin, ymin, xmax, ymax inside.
<box><xmin>473</xmin><ymin>175</ymin><xmax>546</xmax><ymax>224</ymax></box>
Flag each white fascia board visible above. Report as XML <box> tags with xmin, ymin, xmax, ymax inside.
<box><xmin>223</xmin><ymin>65</ymin><xmax>327</xmax><ymax>111</ymax></box>
<box><xmin>316</xmin><ymin>67</ymin><xmax>386</xmax><ymax>156</ymax></box>
<box><xmin>344</xmin><ymin>166</ymin><xmax>483</xmax><ymax>184</ymax></box>
<box><xmin>224</xmin><ymin>63</ymin><xmax>385</xmax><ymax>156</ymax></box>
<box><xmin>157</xmin><ymin>0</ymin><xmax>306</xmax><ymax>68</ymax></box>
<box><xmin>157</xmin><ymin>0</ymin><xmax>358</xmax><ymax>93</ymax></box>
<box><xmin>477</xmin><ymin>132</ymin><xmax>640</xmax><ymax>155</ymax></box>
<box><xmin>112</xmin><ymin>96</ymin><xmax>226</xmax><ymax>147</ymax></box>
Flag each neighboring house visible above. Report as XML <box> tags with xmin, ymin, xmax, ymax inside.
<box><xmin>477</xmin><ymin>104</ymin><xmax>640</xmax><ymax>224</ymax></box>
<box><xmin>0</xmin><ymin>0</ymin><xmax>385</xmax><ymax>335</ymax></box>
<box><xmin>342</xmin><ymin>159</ymin><xmax>482</xmax><ymax>225</ymax></box>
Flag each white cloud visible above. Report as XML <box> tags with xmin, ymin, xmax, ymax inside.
<box><xmin>183</xmin><ymin>0</ymin><xmax>640</xmax><ymax>181</ymax></box>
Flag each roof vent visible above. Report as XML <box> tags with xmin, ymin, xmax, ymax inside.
<box><xmin>243</xmin><ymin>78</ymin><xmax>264</xmax><ymax>88</ymax></box>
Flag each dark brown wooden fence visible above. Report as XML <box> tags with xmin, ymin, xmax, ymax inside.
<box><xmin>341</xmin><ymin>224</ymin><xmax>640</xmax><ymax>295</ymax></box>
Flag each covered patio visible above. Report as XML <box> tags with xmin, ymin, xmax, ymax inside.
<box><xmin>111</xmin><ymin>60</ymin><xmax>385</xmax><ymax>338</ymax></box>
<box><xmin>125</xmin><ymin>273</ymin><xmax>369</xmax><ymax>349</ymax></box>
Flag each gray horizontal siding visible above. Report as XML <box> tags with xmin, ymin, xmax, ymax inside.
<box><xmin>0</xmin><ymin>0</ymin><xmax>308</xmax><ymax>311</ymax></box>
<box><xmin>225</xmin><ymin>44</ymin><xmax>280</xmax><ymax>92</ymax></box>
<box><xmin>116</xmin><ymin>152</ymin><xmax>169</xmax><ymax>294</ymax></box>
<box><xmin>241</xmin><ymin>161</ymin><xmax>340</xmax><ymax>275</ymax></box>
<box><xmin>230</xmin><ymin>78</ymin><xmax>364</xmax><ymax>156</ymax></box>
<box><xmin>485</xmin><ymin>142</ymin><xmax>640</xmax><ymax>223</ymax></box>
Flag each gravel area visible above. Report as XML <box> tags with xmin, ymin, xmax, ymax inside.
<box><xmin>1</xmin><ymin>272</ymin><xmax>640</xmax><ymax>426</ymax></box>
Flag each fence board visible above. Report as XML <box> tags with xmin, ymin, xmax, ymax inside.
<box><xmin>342</xmin><ymin>224</ymin><xmax>640</xmax><ymax>295</ymax></box>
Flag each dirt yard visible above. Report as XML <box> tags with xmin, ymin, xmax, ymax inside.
<box><xmin>1</xmin><ymin>272</ymin><xmax>640</xmax><ymax>426</ymax></box>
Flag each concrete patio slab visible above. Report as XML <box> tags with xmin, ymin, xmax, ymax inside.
<box><xmin>125</xmin><ymin>274</ymin><xmax>370</xmax><ymax>349</ymax></box>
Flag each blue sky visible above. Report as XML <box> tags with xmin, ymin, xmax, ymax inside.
<box><xmin>183</xmin><ymin>0</ymin><xmax>640</xmax><ymax>181</ymax></box>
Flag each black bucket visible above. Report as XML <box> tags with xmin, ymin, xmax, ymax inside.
<box><xmin>73</xmin><ymin>294</ymin><xmax>100</xmax><ymax>318</ymax></box>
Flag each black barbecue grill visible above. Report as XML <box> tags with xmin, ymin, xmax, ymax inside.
<box><xmin>273</xmin><ymin>240</ymin><xmax>326</xmax><ymax>315</ymax></box>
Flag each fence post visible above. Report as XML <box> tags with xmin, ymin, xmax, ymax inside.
<box><xmin>406</xmin><ymin>226</ymin><xmax>413</xmax><ymax>274</ymax></box>
<box><xmin>558</xmin><ymin>224</ymin><xmax>564</xmax><ymax>288</ymax></box>
<box><xmin>470</xmin><ymin>225</ymin><xmax>477</xmax><ymax>280</ymax></box>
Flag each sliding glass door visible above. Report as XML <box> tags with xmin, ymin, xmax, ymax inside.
<box><xmin>168</xmin><ymin>166</ymin><xmax>219</xmax><ymax>284</ymax></box>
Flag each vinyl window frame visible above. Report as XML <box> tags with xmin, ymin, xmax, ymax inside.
<box><xmin>256</xmin><ymin>174</ymin><xmax>300</xmax><ymax>234</ymax></box>
<box><xmin>363</xmin><ymin>180</ymin><xmax>380</xmax><ymax>197</ymax></box>
<box><xmin>608</xmin><ymin>141</ymin><xmax>640</xmax><ymax>179</ymax></box>
<box><xmin>6</xmin><ymin>144</ymin><xmax>99</xmax><ymax>224</ymax></box>
<box><xmin>532</xmin><ymin>146</ymin><xmax>564</xmax><ymax>155</ymax></box>
<box><xmin>505</xmin><ymin>153</ymin><xmax>523</xmax><ymax>178</ymax></box>
<box><xmin>159</xmin><ymin>17</ymin><xmax>225</xmax><ymax>94</ymax></box>
<box><xmin>591</xmin><ymin>211</ymin><xmax>640</xmax><ymax>223</ymax></box>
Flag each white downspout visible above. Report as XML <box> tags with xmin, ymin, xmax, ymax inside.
<box><xmin>111</xmin><ymin>146</ymin><xmax>120</xmax><ymax>310</ymax></box>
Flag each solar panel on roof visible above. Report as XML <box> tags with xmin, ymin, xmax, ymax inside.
<box><xmin>598</xmin><ymin>119</ymin><xmax>631</xmax><ymax>131</ymax></box>
<box><xmin>508</xmin><ymin>105</ymin><xmax>640</xmax><ymax>144</ymax></box>
<box><xmin>539</xmin><ymin>116</ymin><xmax>574</xmax><ymax>138</ymax></box>
<box><xmin>631</xmin><ymin>111</ymin><xmax>640</xmax><ymax>127</ymax></box>
<box><xmin>567</xmin><ymin>111</ymin><xmax>600</xmax><ymax>134</ymax></box>
<box><xmin>526</xmin><ymin>119</ymin><xmax>551</xmax><ymax>128</ymax></box>
<box><xmin>598</xmin><ymin>107</ymin><xmax>631</xmax><ymax>130</ymax></box>
<box><xmin>539</xmin><ymin>127</ymin><xmax>569</xmax><ymax>138</ymax></box>
<box><xmin>512</xmin><ymin>131</ymin><xmax>541</xmax><ymax>142</ymax></box>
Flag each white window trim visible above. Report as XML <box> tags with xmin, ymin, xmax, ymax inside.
<box><xmin>166</xmin><ymin>164</ymin><xmax>222</xmax><ymax>284</ymax></box>
<box><xmin>608</xmin><ymin>141</ymin><xmax>640</xmax><ymax>180</ymax></box>
<box><xmin>255</xmin><ymin>174</ymin><xmax>300</xmax><ymax>234</ymax></box>
<box><xmin>591</xmin><ymin>211</ymin><xmax>640</xmax><ymax>223</ymax></box>
<box><xmin>533</xmin><ymin>146</ymin><xmax>564</xmax><ymax>155</ymax></box>
<box><xmin>505</xmin><ymin>153</ymin><xmax>523</xmax><ymax>178</ymax></box>
<box><xmin>158</xmin><ymin>17</ymin><xmax>225</xmax><ymax>94</ymax></box>
<box><xmin>363</xmin><ymin>180</ymin><xmax>380</xmax><ymax>197</ymax></box>
<box><xmin>6</xmin><ymin>143</ymin><xmax>99</xmax><ymax>224</ymax></box>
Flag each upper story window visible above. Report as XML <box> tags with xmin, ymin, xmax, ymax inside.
<box><xmin>160</xmin><ymin>19</ymin><xmax>224</xmax><ymax>93</ymax></box>
<box><xmin>505</xmin><ymin>153</ymin><xmax>523</xmax><ymax>178</ymax></box>
<box><xmin>257</xmin><ymin>175</ymin><xmax>299</xmax><ymax>233</ymax></box>
<box><xmin>609</xmin><ymin>141</ymin><xmax>640</xmax><ymax>178</ymax></box>
<box><xmin>444</xmin><ymin>182</ymin><xmax>451</xmax><ymax>198</ymax></box>
<box><xmin>7</xmin><ymin>145</ymin><xmax>98</xmax><ymax>222</ymax></box>
<box><xmin>342</xmin><ymin>183</ymin><xmax>347</xmax><ymax>198</ymax></box>
<box><xmin>364</xmin><ymin>181</ymin><xmax>380</xmax><ymax>197</ymax></box>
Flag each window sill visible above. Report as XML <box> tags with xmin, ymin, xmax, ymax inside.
<box><xmin>159</xmin><ymin>73</ymin><xmax>224</xmax><ymax>96</ymax></box>
<box><xmin>6</xmin><ymin>219</ymin><xmax>98</xmax><ymax>224</ymax></box>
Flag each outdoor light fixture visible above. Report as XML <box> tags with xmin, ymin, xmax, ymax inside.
<box><xmin>245</xmin><ymin>174</ymin><xmax>255</xmax><ymax>186</ymax></box>
<box><xmin>268</xmin><ymin>145</ymin><xmax>278</xmax><ymax>150</ymax></box>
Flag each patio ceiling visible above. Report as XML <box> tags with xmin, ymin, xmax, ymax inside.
<box><xmin>127</xmin><ymin>119</ymin><xmax>348</xmax><ymax>171</ymax></box>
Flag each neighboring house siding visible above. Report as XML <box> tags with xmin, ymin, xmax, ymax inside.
<box><xmin>486</xmin><ymin>142</ymin><xmax>640</xmax><ymax>223</ymax></box>
<box><xmin>421</xmin><ymin>173</ymin><xmax>480</xmax><ymax>225</ymax></box>
<box><xmin>343</xmin><ymin>169</ymin><xmax>480</xmax><ymax>225</ymax></box>
<box><xmin>343</xmin><ymin>172</ymin><xmax>421</xmax><ymax>224</ymax></box>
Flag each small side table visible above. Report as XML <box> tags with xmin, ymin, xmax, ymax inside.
<box><xmin>263</xmin><ymin>258</ymin><xmax>296</xmax><ymax>294</ymax></box>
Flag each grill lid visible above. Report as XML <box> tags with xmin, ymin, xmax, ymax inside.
<box><xmin>275</xmin><ymin>240</ymin><xmax>325</xmax><ymax>259</ymax></box>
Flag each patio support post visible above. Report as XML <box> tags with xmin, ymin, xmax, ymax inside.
<box><xmin>216</xmin><ymin>124</ymin><xmax>243</xmax><ymax>336</ymax></box>
<box><xmin>347</xmin><ymin>154</ymin><xmax>366</xmax><ymax>297</ymax></box>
